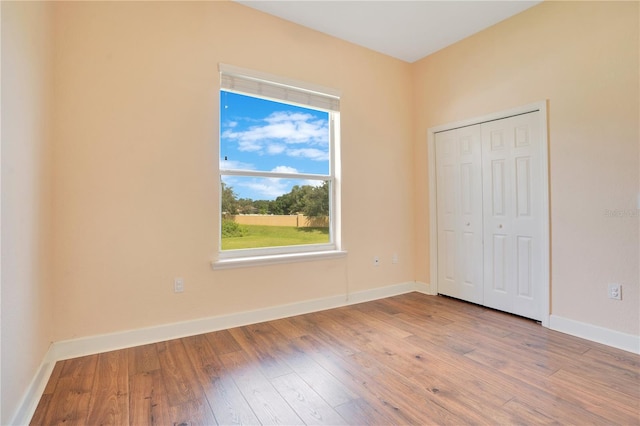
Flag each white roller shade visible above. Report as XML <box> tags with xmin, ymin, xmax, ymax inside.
<box><xmin>219</xmin><ymin>64</ymin><xmax>340</xmax><ymax>112</ymax></box>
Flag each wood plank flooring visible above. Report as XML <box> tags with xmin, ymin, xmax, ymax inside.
<box><xmin>31</xmin><ymin>293</ymin><xmax>640</xmax><ymax>425</ymax></box>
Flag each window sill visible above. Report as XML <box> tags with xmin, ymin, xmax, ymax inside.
<box><xmin>211</xmin><ymin>250</ymin><xmax>347</xmax><ymax>270</ymax></box>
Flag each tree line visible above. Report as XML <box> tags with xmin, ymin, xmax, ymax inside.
<box><xmin>222</xmin><ymin>182</ymin><xmax>329</xmax><ymax>217</ymax></box>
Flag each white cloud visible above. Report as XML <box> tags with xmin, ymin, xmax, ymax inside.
<box><xmin>241</xmin><ymin>178</ymin><xmax>291</xmax><ymax>200</ymax></box>
<box><xmin>219</xmin><ymin>159</ymin><xmax>254</xmax><ymax>170</ymax></box>
<box><xmin>305</xmin><ymin>179</ymin><xmax>325</xmax><ymax>188</ymax></box>
<box><xmin>271</xmin><ymin>166</ymin><xmax>298</xmax><ymax>174</ymax></box>
<box><xmin>221</xmin><ymin>130</ymin><xmax>262</xmax><ymax>153</ymax></box>
<box><xmin>288</xmin><ymin>148</ymin><xmax>329</xmax><ymax>162</ymax></box>
<box><xmin>222</xmin><ymin>111</ymin><xmax>329</xmax><ymax>160</ymax></box>
<box><xmin>224</xmin><ymin>170</ymin><xmax>325</xmax><ymax>200</ymax></box>
<box><xmin>267</xmin><ymin>144</ymin><xmax>286</xmax><ymax>155</ymax></box>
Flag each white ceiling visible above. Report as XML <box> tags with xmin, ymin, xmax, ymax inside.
<box><xmin>236</xmin><ymin>1</ymin><xmax>542</xmax><ymax>63</ymax></box>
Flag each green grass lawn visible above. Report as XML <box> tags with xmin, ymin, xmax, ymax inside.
<box><xmin>221</xmin><ymin>224</ymin><xmax>329</xmax><ymax>250</ymax></box>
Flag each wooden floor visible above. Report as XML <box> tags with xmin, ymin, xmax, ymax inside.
<box><xmin>32</xmin><ymin>293</ymin><xmax>640</xmax><ymax>425</ymax></box>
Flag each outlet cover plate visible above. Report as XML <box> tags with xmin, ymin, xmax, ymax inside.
<box><xmin>174</xmin><ymin>277</ymin><xmax>185</xmax><ymax>293</ymax></box>
<box><xmin>608</xmin><ymin>283</ymin><xmax>621</xmax><ymax>300</ymax></box>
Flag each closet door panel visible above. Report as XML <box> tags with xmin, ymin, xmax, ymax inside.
<box><xmin>511</xmin><ymin>112</ymin><xmax>543</xmax><ymax>319</ymax></box>
<box><xmin>436</xmin><ymin>130</ymin><xmax>458</xmax><ymax>296</ymax></box>
<box><xmin>482</xmin><ymin>112</ymin><xmax>542</xmax><ymax>320</ymax></box>
<box><xmin>435</xmin><ymin>125</ymin><xmax>483</xmax><ymax>304</ymax></box>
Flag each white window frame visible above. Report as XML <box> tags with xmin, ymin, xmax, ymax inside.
<box><xmin>213</xmin><ymin>64</ymin><xmax>344</xmax><ymax>269</ymax></box>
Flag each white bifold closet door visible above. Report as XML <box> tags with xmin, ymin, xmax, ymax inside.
<box><xmin>435</xmin><ymin>111</ymin><xmax>544</xmax><ymax>321</ymax></box>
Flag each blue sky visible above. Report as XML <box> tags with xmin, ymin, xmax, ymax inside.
<box><xmin>220</xmin><ymin>91</ymin><xmax>329</xmax><ymax>201</ymax></box>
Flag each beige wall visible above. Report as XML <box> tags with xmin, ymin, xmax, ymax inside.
<box><xmin>413</xmin><ymin>1</ymin><xmax>639</xmax><ymax>334</ymax></box>
<box><xmin>51</xmin><ymin>1</ymin><xmax>415</xmax><ymax>341</ymax></box>
<box><xmin>1</xmin><ymin>1</ymin><xmax>54</xmax><ymax>423</ymax></box>
<box><xmin>2</xmin><ymin>1</ymin><xmax>639</xmax><ymax>420</ymax></box>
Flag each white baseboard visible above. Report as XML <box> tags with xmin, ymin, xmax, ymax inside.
<box><xmin>549</xmin><ymin>315</ymin><xmax>640</xmax><ymax>354</ymax></box>
<box><xmin>9</xmin><ymin>360</ymin><xmax>56</xmax><ymax>426</ymax></box>
<box><xmin>15</xmin><ymin>281</ymin><xmax>429</xmax><ymax>425</ymax></box>
<box><xmin>415</xmin><ymin>281</ymin><xmax>435</xmax><ymax>295</ymax></box>
<box><xmin>46</xmin><ymin>281</ymin><xmax>428</xmax><ymax>362</ymax></box>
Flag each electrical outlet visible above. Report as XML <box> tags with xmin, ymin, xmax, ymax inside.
<box><xmin>608</xmin><ymin>283</ymin><xmax>621</xmax><ymax>300</ymax></box>
<box><xmin>392</xmin><ymin>253</ymin><xmax>399</xmax><ymax>264</ymax></box>
<box><xmin>174</xmin><ymin>277</ymin><xmax>184</xmax><ymax>293</ymax></box>
<box><xmin>373</xmin><ymin>256</ymin><xmax>380</xmax><ymax>267</ymax></box>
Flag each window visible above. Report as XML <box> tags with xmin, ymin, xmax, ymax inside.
<box><xmin>216</xmin><ymin>64</ymin><xmax>342</xmax><ymax>266</ymax></box>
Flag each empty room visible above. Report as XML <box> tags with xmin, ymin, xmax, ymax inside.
<box><xmin>1</xmin><ymin>0</ymin><xmax>639</xmax><ymax>424</ymax></box>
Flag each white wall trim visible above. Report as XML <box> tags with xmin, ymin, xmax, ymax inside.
<box><xmin>549</xmin><ymin>315</ymin><xmax>640</xmax><ymax>355</ymax></box>
<box><xmin>415</xmin><ymin>281</ymin><xmax>435</xmax><ymax>295</ymax></box>
<box><xmin>9</xmin><ymin>360</ymin><xmax>56</xmax><ymax>426</ymax></box>
<box><xmin>213</xmin><ymin>250</ymin><xmax>347</xmax><ymax>270</ymax></box>
<box><xmin>46</xmin><ymin>281</ymin><xmax>427</xmax><ymax>362</ymax></box>
<box><xmin>14</xmin><ymin>281</ymin><xmax>428</xmax><ymax>424</ymax></box>
<box><xmin>427</xmin><ymin>101</ymin><xmax>551</xmax><ymax>326</ymax></box>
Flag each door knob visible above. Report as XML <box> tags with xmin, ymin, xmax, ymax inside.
<box><xmin>498</xmin><ymin>224</ymin><xmax>503</xmax><ymax>229</ymax></box>
<box><xmin>466</xmin><ymin>222</ymin><xmax>470</xmax><ymax>226</ymax></box>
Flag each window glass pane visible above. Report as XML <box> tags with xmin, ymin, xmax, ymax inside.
<box><xmin>221</xmin><ymin>176</ymin><xmax>330</xmax><ymax>251</ymax></box>
<box><xmin>220</xmin><ymin>91</ymin><xmax>330</xmax><ymax>175</ymax></box>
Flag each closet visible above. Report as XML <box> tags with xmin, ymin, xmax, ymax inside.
<box><xmin>434</xmin><ymin>110</ymin><xmax>546</xmax><ymax>321</ymax></box>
